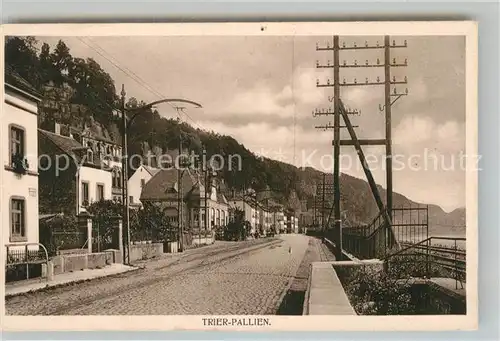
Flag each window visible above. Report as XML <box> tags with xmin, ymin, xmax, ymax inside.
<box><xmin>86</xmin><ymin>142</ymin><xmax>94</xmax><ymax>163</ymax></box>
<box><xmin>10</xmin><ymin>198</ymin><xmax>26</xmax><ymax>241</ymax></box>
<box><xmin>112</xmin><ymin>169</ymin><xmax>122</xmax><ymax>188</ymax></box>
<box><xmin>129</xmin><ymin>196</ymin><xmax>134</xmax><ymax>204</ymax></box>
<box><xmin>216</xmin><ymin>209</ymin><xmax>221</xmax><ymax>226</ymax></box>
<box><xmin>141</xmin><ymin>179</ymin><xmax>146</xmax><ymax>188</ymax></box>
<box><xmin>81</xmin><ymin>181</ymin><xmax>89</xmax><ymax>206</ymax></box>
<box><xmin>10</xmin><ymin>125</ymin><xmax>25</xmax><ymax>163</ymax></box>
<box><xmin>221</xmin><ymin>211</ymin><xmax>225</xmax><ymax>226</ymax></box>
<box><xmin>193</xmin><ymin>208</ymin><xmax>200</xmax><ymax>224</ymax></box>
<box><xmin>211</xmin><ymin>208</ymin><xmax>215</xmax><ymax>226</ymax></box>
<box><xmin>117</xmin><ymin>170</ymin><xmax>122</xmax><ymax>188</ymax></box>
<box><xmin>87</xmin><ymin>150</ymin><xmax>94</xmax><ymax>164</ymax></box>
<box><xmin>167</xmin><ymin>216</ymin><xmax>178</xmax><ymax>224</ymax></box>
<box><xmin>96</xmin><ymin>184</ymin><xmax>105</xmax><ymax>201</ymax></box>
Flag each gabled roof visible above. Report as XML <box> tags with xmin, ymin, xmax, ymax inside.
<box><xmin>140</xmin><ymin>168</ymin><xmax>199</xmax><ymax>201</ymax></box>
<box><xmin>39</xmin><ymin>129</ymin><xmax>111</xmax><ymax>171</ymax></box>
<box><xmin>143</xmin><ymin>165</ymin><xmax>161</xmax><ymax>177</ymax></box>
<box><xmin>5</xmin><ymin>65</ymin><xmax>42</xmax><ymax>100</ymax></box>
<box><xmin>39</xmin><ymin>128</ymin><xmax>86</xmax><ymax>161</ymax></box>
<box><xmin>141</xmin><ymin>168</ymin><xmax>231</xmax><ymax>205</ymax></box>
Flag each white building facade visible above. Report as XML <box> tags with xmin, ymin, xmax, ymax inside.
<box><xmin>3</xmin><ymin>72</ymin><xmax>41</xmax><ymax>250</ymax></box>
<box><xmin>127</xmin><ymin>164</ymin><xmax>160</xmax><ymax>208</ymax></box>
<box><xmin>77</xmin><ymin>165</ymin><xmax>113</xmax><ymax>212</ymax></box>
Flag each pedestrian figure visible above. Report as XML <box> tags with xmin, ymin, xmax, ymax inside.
<box><xmin>288</xmin><ymin>246</ymin><xmax>292</xmax><ymax>254</ymax></box>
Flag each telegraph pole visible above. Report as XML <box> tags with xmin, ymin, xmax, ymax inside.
<box><xmin>332</xmin><ymin>35</ymin><xmax>342</xmax><ymax>257</ymax></box>
<box><xmin>315</xmin><ymin>36</ymin><xmax>408</xmax><ymax>255</ymax></box>
<box><xmin>384</xmin><ymin>35</ymin><xmax>394</xmax><ymax>245</ymax></box>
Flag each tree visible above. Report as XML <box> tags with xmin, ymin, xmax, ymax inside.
<box><xmin>224</xmin><ymin>208</ymin><xmax>251</xmax><ymax>241</ymax></box>
<box><xmin>136</xmin><ymin>202</ymin><xmax>176</xmax><ymax>242</ymax></box>
<box><xmin>50</xmin><ymin>40</ymin><xmax>73</xmax><ymax>86</ymax></box>
<box><xmin>5</xmin><ymin>36</ymin><xmax>42</xmax><ymax>89</ymax></box>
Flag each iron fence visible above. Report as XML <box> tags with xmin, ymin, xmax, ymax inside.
<box><xmin>5</xmin><ymin>243</ymin><xmax>49</xmax><ymax>282</ymax></box>
<box><xmin>92</xmin><ymin>217</ymin><xmax>120</xmax><ymax>253</ymax></box>
<box><xmin>384</xmin><ymin>236</ymin><xmax>466</xmax><ymax>289</ymax></box>
<box><xmin>329</xmin><ymin>205</ymin><xmax>429</xmax><ymax>260</ymax></box>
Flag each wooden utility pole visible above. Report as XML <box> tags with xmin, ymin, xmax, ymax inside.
<box><xmin>384</xmin><ymin>35</ymin><xmax>394</xmax><ymax>245</ymax></box>
<box><xmin>315</xmin><ymin>36</ymin><xmax>408</xmax><ymax>255</ymax></box>
<box><xmin>332</xmin><ymin>35</ymin><xmax>342</xmax><ymax>258</ymax></box>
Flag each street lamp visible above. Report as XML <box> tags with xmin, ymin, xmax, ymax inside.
<box><xmin>120</xmin><ymin>85</ymin><xmax>202</xmax><ymax>264</ymax></box>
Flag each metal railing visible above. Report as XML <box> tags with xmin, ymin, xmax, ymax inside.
<box><xmin>339</xmin><ymin>205</ymin><xmax>429</xmax><ymax>260</ymax></box>
<box><xmin>5</xmin><ymin>243</ymin><xmax>49</xmax><ymax>281</ymax></box>
<box><xmin>384</xmin><ymin>236</ymin><xmax>466</xmax><ymax>289</ymax></box>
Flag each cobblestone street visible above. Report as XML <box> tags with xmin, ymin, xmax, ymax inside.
<box><xmin>6</xmin><ymin>234</ymin><xmax>324</xmax><ymax>315</ymax></box>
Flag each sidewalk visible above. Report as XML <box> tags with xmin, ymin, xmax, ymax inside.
<box><xmin>5</xmin><ymin>263</ymin><xmax>138</xmax><ymax>297</ymax></box>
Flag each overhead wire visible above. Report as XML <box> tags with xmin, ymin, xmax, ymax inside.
<box><xmin>76</xmin><ymin>37</ymin><xmax>205</xmax><ymax>130</ymax></box>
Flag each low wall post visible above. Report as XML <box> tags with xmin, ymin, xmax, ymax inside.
<box><xmin>87</xmin><ymin>218</ymin><xmax>93</xmax><ymax>254</ymax></box>
<box><xmin>118</xmin><ymin>219</ymin><xmax>124</xmax><ymax>263</ymax></box>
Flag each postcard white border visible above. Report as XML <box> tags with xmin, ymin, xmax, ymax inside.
<box><xmin>0</xmin><ymin>21</ymin><xmax>478</xmax><ymax>332</ymax></box>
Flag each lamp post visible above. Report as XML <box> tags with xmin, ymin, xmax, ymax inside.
<box><xmin>120</xmin><ymin>85</ymin><xmax>202</xmax><ymax>264</ymax></box>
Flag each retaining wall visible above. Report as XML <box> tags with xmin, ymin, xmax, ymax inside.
<box><xmin>129</xmin><ymin>242</ymin><xmax>163</xmax><ymax>262</ymax></box>
<box><xmin>44</xmin><ymin>249</ymin><xmax>121</xmax><ymax>277</ymax></box>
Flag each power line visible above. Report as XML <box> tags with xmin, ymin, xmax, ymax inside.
<box><xmin>76</xmin><ymin>37</ymin><xmax>204</xmax><ymax>130</ymax></box>
<box><xmin>81</xmin><ymin>38</ymin><xmax>179</xmax><ymax>113</ymax></box>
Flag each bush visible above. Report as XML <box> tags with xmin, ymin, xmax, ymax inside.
<box><xmin>39</xmin><ymin>214</ymin><xmax>84</xmax><ymax>255</ymax></box>
<box><xmin>340</xmin><ymin>266</ymin><xmax>415</xmax><ymax>315</ymax></box>
<box><xmin>135</xmin><ymin>202</ymin><xmax>176</xmax><ymax>242</ymax></box>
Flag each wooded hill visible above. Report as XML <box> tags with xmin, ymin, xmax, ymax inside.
<box><xmin>5</xmin><ymin>37</ymin><xmax>465</xmax><ymax>234</ymax></box>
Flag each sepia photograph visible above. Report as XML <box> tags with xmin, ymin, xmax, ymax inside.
<box><xmin>1</xmin><ymin>22</ymin><xmax>477</xmax><ymax>331</ymax></box>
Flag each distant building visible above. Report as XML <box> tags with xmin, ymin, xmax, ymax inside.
<box><xmin>284</xmin><ymin>209</ymin><xmax>299</xmax><ymax>234</ymax></box>
<box><xmin>3</xmin><ymin>66</ymin><xmax>42</xmax><ymax>248</ymax></box>
<box><xmin>127</xmin><ymin>164</ymin><xmax>160</xmax><ymax>208</ymax></box>
<box><xmin>140</xmin><ymin>168</ymin><xmax>230</xmax><ymax>239</ymax></box>
<box><xmin>228</xmin><ymin>191</ymin><xmax>259</xmax><ymax>235</ymax></box>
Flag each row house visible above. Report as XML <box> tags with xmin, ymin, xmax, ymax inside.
<box><xmin>127</xmin><ymin>163</ymin><xmax>160</xmax><ymax>208</ymax></box>
<box><xmin>228</xmin><ymin>190</ymin><xmax>287</xmax><ymax>236</ymax></box>
<box><xmin>284</xmin><ymin>209</ymin><xmax>299</xmax><ymax>234</ymax></box>
<box><xmin>38</xmin><ymin>121</ymin><xmax>120</xmax><ymax>214</ymax></box>
<box><xmin>229</xmin><ymin>193</ymin><xmax>258</xmax><ymax>235</ymax></box>
<box><xmin>3</xmin><ymin>66</ymin><xmax>42</xmax><ymax>249</ymax></box>
<box><xmin>140</xmin><ymin>168</ymin><xmax>230</xmax><ymax>238</ymax></box>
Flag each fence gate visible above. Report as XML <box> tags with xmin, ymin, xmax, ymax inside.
<box><xmin>92</xmin><ymin>216</ymin><xmax>120</xmax><ymax>253</ymax></box>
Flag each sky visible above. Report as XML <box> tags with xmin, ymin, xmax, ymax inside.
<box><xmin>37</xmin><ymin>35</ymin><xmax>466</xmax><ymax>212</ymax></box>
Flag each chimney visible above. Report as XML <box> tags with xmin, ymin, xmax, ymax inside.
<box><xmin>54</xmin><ymin>122</ymin><xmax>61</xmax><ymax>135</ymax></box>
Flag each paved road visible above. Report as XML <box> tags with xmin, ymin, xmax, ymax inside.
<box><xmin>6</xmin><ymin>234</ymin><xmax>313</xmax><ymax>315</ymax></box>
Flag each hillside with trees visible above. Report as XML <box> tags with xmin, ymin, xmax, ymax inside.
<box><xmin>5</xmin><ymin>36</ymin><xmax>465</xmax><ymax>234</ymax></box>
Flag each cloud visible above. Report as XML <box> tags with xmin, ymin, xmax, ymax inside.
<box><xmin>394</xmin><ymin>115</ymin><xmax>465</xmax><ymax>154</ymax></box>
<box><xmin>215</xmin><ymin>66</ymin><xmax>326</xmax><ymax>120</ymax></box>
<box><xmin>394</xmin><ymin>116</ymin><xmax>435</xmax><ymax>146</ymax></box>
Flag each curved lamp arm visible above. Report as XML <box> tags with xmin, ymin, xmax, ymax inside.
<box><xmin>126</xmin><ymin>98</ymin><xmax>203</xmax><ymax>130</ymax></box>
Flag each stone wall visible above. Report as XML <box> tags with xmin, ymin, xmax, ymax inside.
<box><xmin>129</xmin><ymin>242</ymin><xmax>163</xmax><ymax>262</ymax></box>
<box><xmin>191</xmin><ymin>235</ymin><xmax>215</xmax><ymax>246</ymax></box>
<box><xmin>46</xmin><ymin>249</ymin><xmax>120</xmax><ymax>277</ymax></box>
